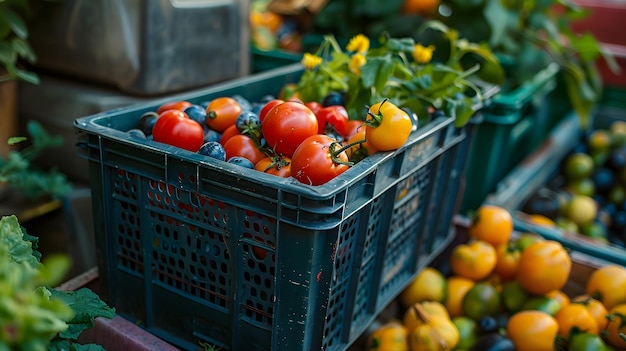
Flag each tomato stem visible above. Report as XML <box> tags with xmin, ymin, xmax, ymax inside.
<box><xmin>364</xmin><ymin>98</ymin><xmax>390</xmax><ymax>128</ymax></box>
<box><xmin>329</xmin><ymin>142</ymin><xmax>354</xmax><ymax>167</ymax></box>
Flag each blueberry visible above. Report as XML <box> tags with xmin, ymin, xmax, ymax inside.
<box><xmin>184</xmin><ymin>104</ymin><xmax>207</xmax><ymax>125</ymax></box>
<box><xmin>592</xmin><ymin>167</ymin><xmax>615</xmax><ymax>195</ymax></box>
<box><xmin>478</xmin><ymin>316</ymin><xmax>498</xmax><ymax>334</ymax></box>
<box><xmin>235</xmin><ymin>110</ymin><xmax>261</xmax><ymax>133</ymax></box>
<box><xmin>137</xmin><ymin>111</ymin><xmax>158</xmax><ymax>136</ymax></box>
<box><xmin>232</xmin><ymin>94</ymin><xmax>253</xmax><ymax>112</ymax></box>
<box><xmin>251</xmin><ymin>103</ymin><xmax>264</xmax><ymax>116</ymax></box>
<box><xmin>127</xmin><ymin>128</ymin><xmax>147</xmax><ymax>139</ymax></box>
<box><xmin>204</xmin><ymin>129</ymin><xmax>222</xmax><ymax>143</ymax></box>
<box><xmin>228</xmin><ymin>156</ymin><xmax>254</xmax><ymax>169</ymax></box>
<box><xmin>198</xmin><ymin>141</ymin><xmax>226</xmax><ymax>161</ymax></box>
<box><xmin>322</xmin><ymin>92</ymin><xmax>345</xmax><ymax>107</ymax></box>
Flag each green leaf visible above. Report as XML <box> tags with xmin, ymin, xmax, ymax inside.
<box><xmin>4</xmin><ymin>7</ymin><xmax>28</xmax><ymax>39</ymax></box>
<box><xmin>11</xmin><ymin>36</ymin><xmax>37</xmax><ymax>62</ymax></box>
<box><xmin>8</xmin><ymin>136</ymin><xmax>27</xmax><ymax>145</ymax></box>
<box><xmin>38</xmin><ymin>254</ymin><xmax>72</xmax><ymax>287</ymax></box>
<box><xmin>0</xmin><ymin>215</ymin><xmax>40</xmax><ymax>269</ymax></box>
<box><xmin>0</xmin><ymin>41</ymin><xmax>16</xmax><ymax>64</ymax></box>
<box><xmin>50</xmin><ymin>288</ymin><xmax>116</xmax><ymax>341</ymax></box>
<box><xmin>568</xmin><ymin>33</ymin><xmax>602</xmax><ymax>63</ymax></box>
<box><xmin>0</xmin><ymin>9</ymin><xmax>11</xmax><ymax>39</ymax></box>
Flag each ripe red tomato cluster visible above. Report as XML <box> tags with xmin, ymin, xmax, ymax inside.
<box><xmin>133</xmin><ymin>91</ymin><xmax>413</xmax><ymax>186</ymax></box>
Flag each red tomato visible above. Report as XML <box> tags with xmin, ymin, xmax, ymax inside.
<box><xmin>291</xmin><ymin>134</ymin><xmax>350</xmax><ymax>185</ymax></box>
<box><xmin>258</xmin><ymin>99</ymin><xmax>284</xmax><ymax>122</ymax></box>
<box><xmin>343</xmin><ymin>120</ymin><xmax>365</xmax><ymax>139</ymax></box>
<box><xmin>152</xmin><ymin>110</ymin><xmax>204</xmax><ymax>152</ymax></box>
<box><xmin>261</xmin><ymin>101</ymin><xmax>318</xmax><ymax>158</ymax></box>
<box><xmin>156</xmin><ymin>101</ymin><xmax>192</xmax><ymax>115</ymax></box>
<box><xmin>255</xmin><ymin>156</ymin><xmax>292</xmax><ymax>178</ymax></box>
<box><xmin>305</xmin><ymin>101</ymin><xmax>322</xmax><ymax>115</ymax></box>
<box><xmin>316</xmin><ymin>105</ymin><xmax>349</xmax><ymax>136</ymax></box>
<box><xmin>205</xmin><ymin>97</ymin><xmax>242</xmax><ymax>132</ymax></box>
<box><xmin>220</xmin><ymin>124</ymin><xmax>240</xmax><ymax>145</ymax></box>
<box><xmin>223</xmin><ymin>134</ymin><xmax>266</xmax><ymax>165</ymax></box>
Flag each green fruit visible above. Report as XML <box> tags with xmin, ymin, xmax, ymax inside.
<box><xmin>501</xmin><ymin>280</ymin><xmax>529</xmax><ymax>312</ymax></box>
<box><xmin>588</xmin><ymin>129</ymin><xmax>612</xmax><ymax>154</ymax></box>
<box><xmin>569</xmin><ymin>332</ymin><xmax>610</xmax><ymax>351</ymax></box>
<box><xmin>556</xmin><ymin>217</ymin><xmax>579</xmax><ymax>233</ymax></box>
<box><xmin>463</xmin><ymin>282</ymin><xmax>501</xmax><ymax>320</ymax></box>
<box><xmin>566</xmin><ymin>194</ymin><xmax>598</xmax><ymax>226</ymax></box>
<box><xmin>520</xmin><ymin>296</ymin><xmax>562</xmax><ymax>315</ymax></box>
<box><xmin>515</xmin><ymin>233</ymin><xmax>544</xmax><ymax>251</ymax></box>
<box><xmin>565</xmin><ymin>153</ymin><xmax>595</xmax><ymax>180</ymax></box>
<box><xmin>452</xmin><ymin>316</ymin><xmax>479</xmax><ymax>350</ymax></box>
<box><xmin>579</xmin><ymin>221</ymin><xmax>608</xmax><ymax>241</ymax></box>
<box><xmin>566</xmin><ymin>178</ymin><xmax>596</xmax><ymax>197</ymax></box>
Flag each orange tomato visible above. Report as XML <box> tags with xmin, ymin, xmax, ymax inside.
<box><xmin>249</xmin><ymin>9</ymin><xmax>283</xmax><ymax>33</ymax></box>
<box><xmin>494</xmin><ymin>241</ymin><xmax>521</xmax><ymax>281</ymax></box>
<box><xmin>449</xmin><ymin>240</ymin><xmax>497</xmax><ymax>281</ymax></box>
<box><xmin>468</xmin><ymin>205</ymin><xmax>514</xmax><ymax>246</ymax></box>
<box><xmin>444</xmin><ymin>276</ymin><xmax>475</xmax><ymax>318</ymax></box>
<box><xmin>345</xmin><ymin>128</ymin><xmax>378</xmax><ymax>163</ymax></box>
<box><xmin>506</xmin><ymin>310</ymin><xmax>558</xmax><ymax>351</ymax></box>
<box><xmin>255</xmin><ymin>156</ymin><xmax>292</xmax><ymax>178</ymax></box>
<box><xmin>554</xmin><ymin>303</ymin><xmax>599</xmax><ymax>337</ymax></box>
<box><xmin>156</xmin><ymin>100</ymin><xmax>193</xmax><ymax>115</ymax></box>
<box><xmin>400</xmin><ymin>0</ymin><xmax>440</xmax><ymax>17</ymax></box>
<box><xmin>516</xmin><ymin>240</ymin><xmax>571</xmax><ymax>295</ymax></box>
<box><xmin>604</xmin><ymin>303</ymin><xmax>626</xmax><ymax>349</ymax></box>
<box><xmin>205</xmin><ymin>97</ymin><xmax>242</xmax><ymax>132</ymax></box>
<box><xmin>571</xmin><ymin>294</ymin><xmax>609</xmax><ymax>331</ymax></box>
<box><xmin>585</xmin><ymin>264</ymin><xmax>626</xmax><ymax>310</ymax></box>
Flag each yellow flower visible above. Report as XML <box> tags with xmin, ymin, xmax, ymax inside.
<box><xmin>301</xmin><ymin>53</ymin><xmax>323</xmax><ymax>70</ymax></box>
<box><xmin>412</xmin><ymin>44</ymin><xmax>435</xmax><ymax>64</ymax></box>
<box><xmin>346</xmin><ymin>34</ymin><xmax>370</xmax><ymax>54</ymax></box>
<box><xmin>349</xmin><ymin>53</ymin><xmax>366</xmax><ymax>76</ymax></box>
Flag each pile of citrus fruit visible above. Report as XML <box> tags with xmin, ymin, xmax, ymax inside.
<box><xmin>366</xmin><ymin>205</ymin><xmax>626</xmax><ymax>351</ymax></box>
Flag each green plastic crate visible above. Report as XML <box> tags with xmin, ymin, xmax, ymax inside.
<box><xmin>74</xmin><ymin>63</ymin><xmax>489</xmax><ymax>351</ymax></box>
<box><xmin>460</xmin><ymin>63</ymin><xmax>566</xmax><ymax>213</ymax></box>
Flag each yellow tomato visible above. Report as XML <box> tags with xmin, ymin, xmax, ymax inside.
<box><xmin>585</xmin><ymin>264</ymin><xmax>626</xmax><ymax>310</ymax></box>
<box><xmin>367</xmin><ymin>320</ymin><xmax>409</xmax><ymax>351</ymax></box>
<box><xmin>449</xmin><ymin>240</ymin><xmax>497</xmax><ymax>281</ymax></box>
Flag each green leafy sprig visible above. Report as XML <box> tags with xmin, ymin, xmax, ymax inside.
<box><xmin>295</xmin><ymin>20</ymin><xmax>503</xmax><ymax>128</ymax></box>
<box><xmin>0</xmin><ymin>120</ymin><xmax>72</xmax><ymax>200</ymax></box>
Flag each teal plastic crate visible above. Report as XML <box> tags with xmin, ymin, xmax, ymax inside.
<box><xmin>251</xmin><ymin>47</ymin><xmax>302</xmax><ymax>73</ymax></box>
<box><xmin>74</xmin><ymin>63</ymin><xmax>486</xmax><ymax>351</ymax></box>
<box><xmin>460</xmin><ymin>62</ymin><xmax>565</xmax><ymax>213</ymax></box>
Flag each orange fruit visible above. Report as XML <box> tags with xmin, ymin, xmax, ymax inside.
<box><xmin>449</xmin><ymin>240</ymin><xmax>497</xmax><ymax>281</ymax></box>
<box><xmin>444</xmin><ymin>276</ymin><xmax>475</xmax><ymax>318</ymax></box>
<box><xmin>507</xmin><ymin>310</ymin><xmax>559</xmax><ymax>351</ymax></box>
<box><xmin>555</xmin><ymin>303</ymin><xmax>599</xmax><ymax>337</ymax></box>
<box><xmin>571</xmin><ymin>295</ymin><xmax>609</xmax><ymax>331</ymax></box>
<box><xmin>399</xmin><ymin>267</ymin><xmax>447</xmax><ymax>307</ymax></box>
<box><xmin>516</xmin><ymin>240</ymin><xmax>571</xmax><ymax>295</ymax></box>
<box><xmin>468</xmin><ymin>205</ymin><xmax>514</xmax><ymax>246</ymax></box>
<box><xmin>605</xmin><ymin>303</ymin><xmax>626</xmax><ymax>349</ymax></box>
<box><xmin>585</xmin><ymin>264</ymin><xmax>626</xmax><ymax>310</ymax></box>
<box><xmin>400</xmin><ymin>0</ymin><xmax>440</xmax><ymax>16</ymax></box>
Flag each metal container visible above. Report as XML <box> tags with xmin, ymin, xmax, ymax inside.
<box><xmin>28</xmin><ymin>0</ymin><xmax>250</xmax><ymax>96</ymax></box>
